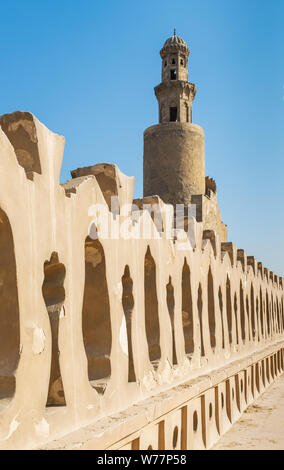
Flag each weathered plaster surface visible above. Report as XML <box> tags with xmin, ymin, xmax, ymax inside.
<box><xmin>0</xmin><ymin>111</ymin><xmax>282</xmax><ymax>449</ymax></box>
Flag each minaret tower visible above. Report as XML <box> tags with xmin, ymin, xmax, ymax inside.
<box><xmin>143</xmin><ymin>31</ymin><xmax>205</xmax><ymax>206</ymax></box>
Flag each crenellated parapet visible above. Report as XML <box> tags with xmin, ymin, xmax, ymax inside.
<box><xmin>0</xmin><ymin>112</ymin><xmax>282</xmax><ymax>450</ymax></box>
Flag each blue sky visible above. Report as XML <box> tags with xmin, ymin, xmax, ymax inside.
<box><xmin>0</xmin><ymin>0</ymin><xmax>283</xmax><ymax>275</ymax></box>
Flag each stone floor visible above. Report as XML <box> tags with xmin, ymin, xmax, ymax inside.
<box><xmin>213</xmin><ymin>374</ymin><xmax>284</xmax><ymax>450</ymax></box>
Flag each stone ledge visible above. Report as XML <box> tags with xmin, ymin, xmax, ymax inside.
<box><xmin>38</xmin><ymin>340</ymin><xmax>284</xmax><ymax>450</ymax></box>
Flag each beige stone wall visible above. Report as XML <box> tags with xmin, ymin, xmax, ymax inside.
<box><xmin>0</xmin><ymin>112</ymin><xmax>282</xmax><ymax>450</ymax></box>
<box><xmin>191</xmin><ymin>193</ymin><xmax>228</xmax><ymax>242</ymax></box>
<box><xmin>41</xmin><ymin>344</ymin><xmax>284</xmax><ymax>450</ymax></box>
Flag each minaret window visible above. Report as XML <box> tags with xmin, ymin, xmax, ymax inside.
<box><xmin>185</xmin><ymin>102</ymin><xmax>189</xmax><ymax>123</ymax></box>
<box><xmin>171</xmin><ymin>58</ymin><xmax>176</xmax><ymax>65</ymax></box>
<box><xmin>180</xmin><ymin>59</ymin><xmax>184</xmax><ymax>66</ymax></box>
<box><xmin>170</xmin><ymin>69</ymin><xmax>177</xmax><ymax>80</ymax></box>
<box><xmin>164</xmin><ymin>61</ymin><xmax>167</xmax><ymax>67</ymax></box>
<box><xmin>170</xmin><ymin>107</ymin><xmax>177</xmax><ymax>122</ymax></box>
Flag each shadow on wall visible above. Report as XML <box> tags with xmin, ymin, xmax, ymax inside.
<box><xmin>198</xmin><ymin>284</ymin><xmax>205</xmax><ymax>357</ymax></box>
<box><xmin>182</xmin><ymin>259</ymin><xmax>194</xmax><ymax>355</ymax></box>
<box><xmin>144</xmin><ymin>246</ymin><xmax>161</xmax><ymax>366</ymax></box>
<box><xmin>122</xmin><ymin>265</ymin><xmax>136</xmax><ymax>382</ymax></box>
<box><xmin>0</xmin><ymin>111</ymin><xmax>42</xmax><ymax>181</ymax></box>
<box><xmin>166</xmin><ymin>276</ymin><xmax>177</xmax><ymax>365</ymax></box>
<box><xmin>207</xmin><ymin>267</ymin><xmax>216</xmax><ymax>349</ymax></box>
<box><xmin>82</xmin><ymin>235</ymin><xmax>112</xmax><ymax>394</ymax></box>
<box><xmin>218</xmin><ymin>286</ymin><xmax>225</xmax><ymax>349</ymax></box>
<box><xmin>226</xmin><ymin>276</ymin><xmax>232</xmax><ymax>345</ymax></box>
<box><xmin>0</xmin><ymin>207</ymin><xmax>20</xmax><ymax>400</ymax></box>
<box><xmin>42</xmin><ymin>252</ymin><xmax>66</xmax><ymax>406</ymax></box>
<box><xmin>240</xmin><ymin>282</ymin><xmax>246</xmax><ymax>342</ymax></box>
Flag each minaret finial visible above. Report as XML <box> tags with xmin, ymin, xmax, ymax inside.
<box><xmin>174</xmin><ymin>28</ymin><xmax>176</xmax><ymax>36</ymax></box>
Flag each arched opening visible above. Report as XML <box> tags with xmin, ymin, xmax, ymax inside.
<box><xmin>207</xmin><ymin>267</ymin><xmax>216</xmax><ymax>349</ymax></box>
<box><xmin>266</xmin><ymin>291</ymin><xmax>270</xmax><ymax>337</ymax></box>
<box><xmin>271</xmin><ymin>294</ymin><xmax>275</xmax><ymax>335</ymax></box>
<box><xmin>274</xmin><ymin>298</ymin><xmax>277</xmax><ymax>333</ymax></box>
<box><xmin>182</xmin><ymin>259</ymin><xmax>194</xmax><ymax>354</ymax></box>
<box><xmin>197</xmin><ymin>284</ymin><xmax>205</xmax><ymax>357</ymax></box>
<box><xmin>166</xmin><ymin>276</ymin><xmax>177</xmax><ymax>365</ymax></box>
<box><xmin>122</xmin><ymin>265</ymin><xmax>136</xmax><ymax>382</ymax></box>
<box><xmin>226</xmin><ymin>277</ymin><xmax>232</xmax><ymax>344</ymax></box>
<box><xmin>82</xmin><ymin>235</ymin><xmax>112</xmax><ymax>394</ymax></box>
<box><xmin>234</xmin><ymin>293</ymin><xmax>239</xmax><ymax>345</ymax></box>
<box><xmin>218</xmin><ymin>287</ymin><xmax>225</xmax><ymax>349</ymax></box>
<box><xmin>281</xmin><ymin>297</ymin><xmax>284</xmax><ymax>331</ymax></box>
<box><xmin>276</xmin><ymin>299</ymin><xmax>280</xmax><ymax>334</ymax></box>
<box><xmin>256</xmin><ymin>296</ymin><xmax>260</xmax><ymax>341</ymax></box>
<box><xmin>279</xmin><ymin>299</ymin><xmax>282</xmax><ymax>333</ymax></box>
<box><xmin>259</xmin><ymin>289</ymin><xmax>264</xmax><ymax>338</ymax></box>
<box><xmin>42</xmin><ymin>252</ymin><xmax>66</xmax><ymax>406</ymax></box>
<box><xmin>240</xmin><ymin>282</ymin><xmax>246</xmax><ymax>342</ymax></box>
<box><xmin>144</xmin><ymin>246</ymin><xmax>161</xmax><ymax>364</ymax></box>
<box><xmin>250</xmin><ymin>285</ymin><xmax>256</xmax><ymax>340</ymax></box>
<box><xmin>279</xmin><ymin>299</ymin><xmax>284</xmax><ymax>333</ymax></box>
<box><xmin>0</xmin><ymin>208</ymin><xmax>20</xmax><ymax>400</ymax></box>
<box><xmin>246</xmin><ymin>295</ymin><xmax>251</xmax><ymax>341</ymax></box>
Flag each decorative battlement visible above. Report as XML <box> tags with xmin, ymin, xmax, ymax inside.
<box><xmin>0</xmin><ymin>111</ymin><xmax>282</xmax><ymax>450</ymax></box>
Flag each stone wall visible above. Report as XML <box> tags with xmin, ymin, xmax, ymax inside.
<box><xmin>0</xmin><ymin>112</ymin><xmax>282</xmax><ymax>450</ymax></box>
<box><xmin>191</xmin><ymin>193</ymin><xmax>228</xmax><ymax>242</ymax></box>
